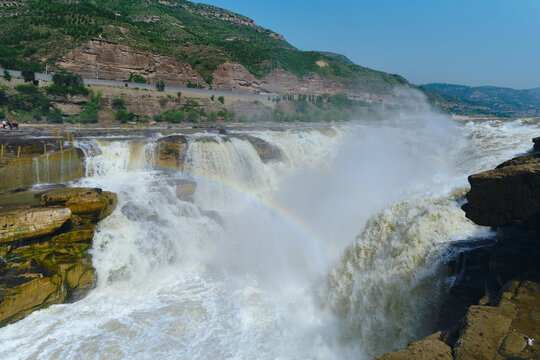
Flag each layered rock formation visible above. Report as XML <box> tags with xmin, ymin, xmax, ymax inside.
<box><xmin>57</xmin><ymin>39</ymin><xmax>205</xmax><ymax>87</ymax></box>
<box><xmin>463</xmin><ymin>152</ymin><xmax>540</xmax><ymax>230</ymax></box>
<box><xmin>55</xmin><ymin>40</ymin><xmax>393</xmax><ymax>101</ymax></box>
<box><xmin>0</xmin><ymin>187</ymin><xmax>117</xmax><ymax>326</ymax></box>
<box><xmin>0</xmin><ymin>138</ymin><xmax>85</xmax><ymax>192</ymax></box>
<box><xmin>378</xmin><ymin>137</ymin><xmax>540</xmax><ymax>360</ymax></box>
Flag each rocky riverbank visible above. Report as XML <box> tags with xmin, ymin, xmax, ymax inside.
<box><xmin>377</xmin><ymin>137</ymin><xmax>540</xmax><ymax>360</ymax></box>
<box><xmin>0</xmin><ymin>187</ymin><xmax>117</xmax><ymax>327</ymax></box>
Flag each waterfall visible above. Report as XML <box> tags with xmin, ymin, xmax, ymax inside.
<box><xmin>1</xmin><ymin>118</ymin><xmax>538</xmax><ymax>360</ymax></box>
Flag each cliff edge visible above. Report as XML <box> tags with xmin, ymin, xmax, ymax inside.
<box><xmin>377</xmin><ymin>137</ymin><xmax>540</xmax><ymax>360</ymax></box>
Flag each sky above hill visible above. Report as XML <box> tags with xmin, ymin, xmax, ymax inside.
<box><xmin>192</xmin><ymin>0</ymin><xmax>540</xmax><ymax>89</ymax></box>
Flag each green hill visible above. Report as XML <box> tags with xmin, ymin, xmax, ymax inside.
<box><xmin>421</xmin><ymin>83</ymin><xmax>540</xmax><ymax>117</ymax></box>
<box><xmin>0</xmin><ymin>0</ymin><xmax>408</xmax><ymax>92</ymax></box>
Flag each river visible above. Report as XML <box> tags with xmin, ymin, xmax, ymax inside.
<box><xmin>0</xmin><ymin>115</ymin><xmax>538</xmax><ymax>359</ymax></box>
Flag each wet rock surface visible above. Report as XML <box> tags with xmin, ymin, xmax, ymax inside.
<box><xmin>0</xmin><ymin>187</ymin><xmax>116</xmax><ymax>327</ymax></box>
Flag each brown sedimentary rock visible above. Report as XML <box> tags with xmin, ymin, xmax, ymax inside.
<box><xmin>156</xmin><ymin>135</ymin><xmax>189</xmax><ymax>170</ymax></box>
<box><xmin>230</xmin><ymin>134</ymin><xmax>282</xmax><ymax>162</ymax></box>
<box><xmin>0</xmin><ymin>206</ymin><xmax>72</xmax><ymax>244</ymax></box>
<box><xmin>375</xmin><ymin>332</ymin><xmax>452</xmax><ymax>360</ymax></box>
<box><xmin>41</xmin><ymin>187</ymin><xmax>117</xmax><ymax>221</ymax></box>
<box><xmin>462</xmin><ymin>152</ymin><xmax>540</xmax><ymax>230</ymax></box>
<box><xmin>57</xmin><ymin>39</ymin><xmax>205</xmax><ymax>87</ymax></box>
<box><xmin>0</xmin><ymin>187</ymin><xmax>117</xmax><ymax>327</ymax></box>
<box><xmin>211</xmin><ymin>62</ymin><xmax>259</xmax><ymax>93</ymax></box>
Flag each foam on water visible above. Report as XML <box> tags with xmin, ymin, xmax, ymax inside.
<box><xmin>0</xmin><ymin>117</ymin><xmax>538</xmax><ymax>360</ymax></box>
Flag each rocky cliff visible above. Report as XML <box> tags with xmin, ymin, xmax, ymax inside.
<box><xmin>57</xmin><ymin>39</ymin><xmax>205</xmax><ymax>88</ymax></box>
<box><xmin>377</xmin><ymin>137</ymin><xmax>540</xmax><ymax>360</ymax></box>
<box><xmin>0</xmin><ymin>187</ymin><xmax>117</xmax><ymax>326</ymax></box>
<box><xmin>56</xmin><ymin>40</ymin><xmax>396</xmax><ymax>102</ymax></box>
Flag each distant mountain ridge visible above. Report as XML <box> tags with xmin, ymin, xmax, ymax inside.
<box><xmin>421</xmin><ymin>83</ymin><xmax>540</xmax><ymax>117</ymax></box>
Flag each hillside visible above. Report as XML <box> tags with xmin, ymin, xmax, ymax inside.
<box><xmin>421</xmin><ymin>83</ymin><xmax>540</xmax><ymax>117</ymax></box>
<box><xmin>0</xmin><ymin>0</ymin><xmax>409</xmax><ymax>99</ymax></box>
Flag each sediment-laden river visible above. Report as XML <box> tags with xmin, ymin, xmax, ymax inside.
<box><xmin>0</xmin><ymin>115</ymin><xmax>538</xmax><ymax>359</ymax></box>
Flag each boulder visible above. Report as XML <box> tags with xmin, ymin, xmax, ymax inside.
<box><xmin>0</xmin><ymin>205</ymin><xmax>72</xmax><ymax>244</ymax></box>
<box><xmin>462</xmin><ymin>152</ymin><xmax>540</xmax><ymax>230</ymax></box>
<box><xmin>41</xmin><ymin>187</ymin><xmax>117</xmax><ymax>221</ymax></box>
<box><xmin>175</xmin><ymin>180</ymin><xmax>197</xmax><ymax>198</ymax></box>
<box><xmin>498</xmin><ymin>332</ymin><xmax>527</xmax><ymax>357</ymax></box>
<box><xmin>533</xmin><ymin>136</ymin><xmax>540</xmax><ymax>151</ymax></box>
<box><xmin>230</xmin><ymin>134</ymin><xmax>282</xmax><ymax>163</ymax></box>
<box><xmin>156</xmin><ymin>135</ymin><xmax>189</xmax><ymax>169</ymax></box>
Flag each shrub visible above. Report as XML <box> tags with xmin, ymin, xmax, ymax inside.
<box><xmin>78</xmin><ymin>94</ymin><xmax>101</xmax><ymax>123</ymax></box>
<box><xmin>3</xmin><ymin>70</ymin><xmax>11</xmax><ymax>82</ymax></box>
<box><xmin>156</xmin><ymin>80</ymin><xmax>165</xmax><ymax>91</ymax></box>
<box><xmin>10</xmin><ymin>84</ymin><xmax>51</xmax><ymax>114</ymax></box>
<box><xmin>112</xmin><ymin>98</ymin><xmax>125</xmax><ymax>110</ymax></box>
<box><xmin>217</xmin><ymin>96</ymin><xmax>225</xmax><ymax>104</ymax></box>
<box><xmin>182</xmin><ymin>98</ymin><xmax>199</xmax><ymax>110</ymax></box>
<box><xmin>154</xmin><ymin>109</ymin><xmax>185</xmax><ymax>123</ymax></box>
<box><xmin>21</xmin><ymin>69</ymin><xmax>35</xmax><ymax>82</ymax></box>
<box><xmin>129</xmin><ymin>73</ymin><xmax>147</xmax><ymax>84</ymax></box>
<box><xmin>115</xmin><ymin>108</ymin><xmax>135</xmax><ymax>123</ymax></box>
<box><xmin>48</xmin><ymin>70</ymin><xmax>88</xmax><ymax>96</ymax></box>
<box><xmin>46</xmin><ymin>107</ymin><xmax>63</xmax><ymax>123</ymax></box>
<box><xmin>210</xmin><ymin>95</ymin><xmax>214</xmax><ymax>101</ymax></box>
<box><xmin>187</xmin><ymin>109</ymin><xmax>199</xmax><ymax>123</ymax></box>
<box><xmin>217</xmin><ymin>108</ymin><xmax>234</xmax><ymax>121</ymax></box>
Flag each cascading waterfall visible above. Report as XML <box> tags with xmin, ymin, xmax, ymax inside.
<box><xmin>0</xmin><ymin>117</ymin><xmax>538</xmax><ymax>360</ymax></box>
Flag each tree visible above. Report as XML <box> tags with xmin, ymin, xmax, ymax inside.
<box><xmin>52</xmin><ymin>69</ymin><xmax>82</xmax><ymax>87</ymax></box>
<box><xmin>156</xmin><ymin>80</ymin><xmax>165</xmax><ymax>91</ymax></box>
<box><xmin>218</xmin><ymin>96</ymin><xmax>225</xmax><ymax>104</ymax></box>
<box><xmin>3</xmin><ymin>70</ymin><xmax>12</xmax><ymax>82</ymax></box>
<box><xmin>21</xmin><ymin>69</ymin><xmax>35</xmax><ymax>82</ymax></box>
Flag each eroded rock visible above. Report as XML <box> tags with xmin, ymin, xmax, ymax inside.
<box><xmin>0</xmin><ymin>206</ymin><xmax>72</xmax><ymax>244</ymax></box>
<box><xmin>156</xmin><ymin>135</ymin><xmax>189</xmax><ymax>170</ymax></box>
<box><xmin>462</xmin><ymin>146</ymin><xmax>540</xmax><ymax>230</ymax></box>
<box><xmin>230</xmin><ymin>134</ymin><xmax>282</xmax><ymax>162</ymax></box>
<box><xmin>375</xmin><ymin>332</ymin><xmax>452</xmax><ymax>360</ymax></box>
<box><xmin>41</xmin><ymin>187</ymin><xmax>117</xmax><ymax>221</ymax></box>
<box><xmin>0</xmin><ymin>187</ymin><xmax>116</xmax><ymax>327</ymax></box>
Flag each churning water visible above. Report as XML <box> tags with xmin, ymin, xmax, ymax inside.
<box><xmin>0</xmin><ymin>116</ymin><xmax>538</xmax><ymax>360</ymax></box>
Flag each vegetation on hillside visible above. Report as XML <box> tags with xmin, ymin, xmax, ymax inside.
<box><xmin>0</xmin><ymin>0</ymin><xmax>408</xmax><ymax>92</ymax></box>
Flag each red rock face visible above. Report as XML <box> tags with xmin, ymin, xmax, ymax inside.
<box><xmin>56</xmin><ymin>39</ymin><xmax>205</xmax><ymax>87</ymax></box>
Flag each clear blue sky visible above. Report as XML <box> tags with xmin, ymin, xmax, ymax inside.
<box><xmin>192</xmin><ymin>0</ymin><xmax>540</xmax><ymax>89</ymax></box>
